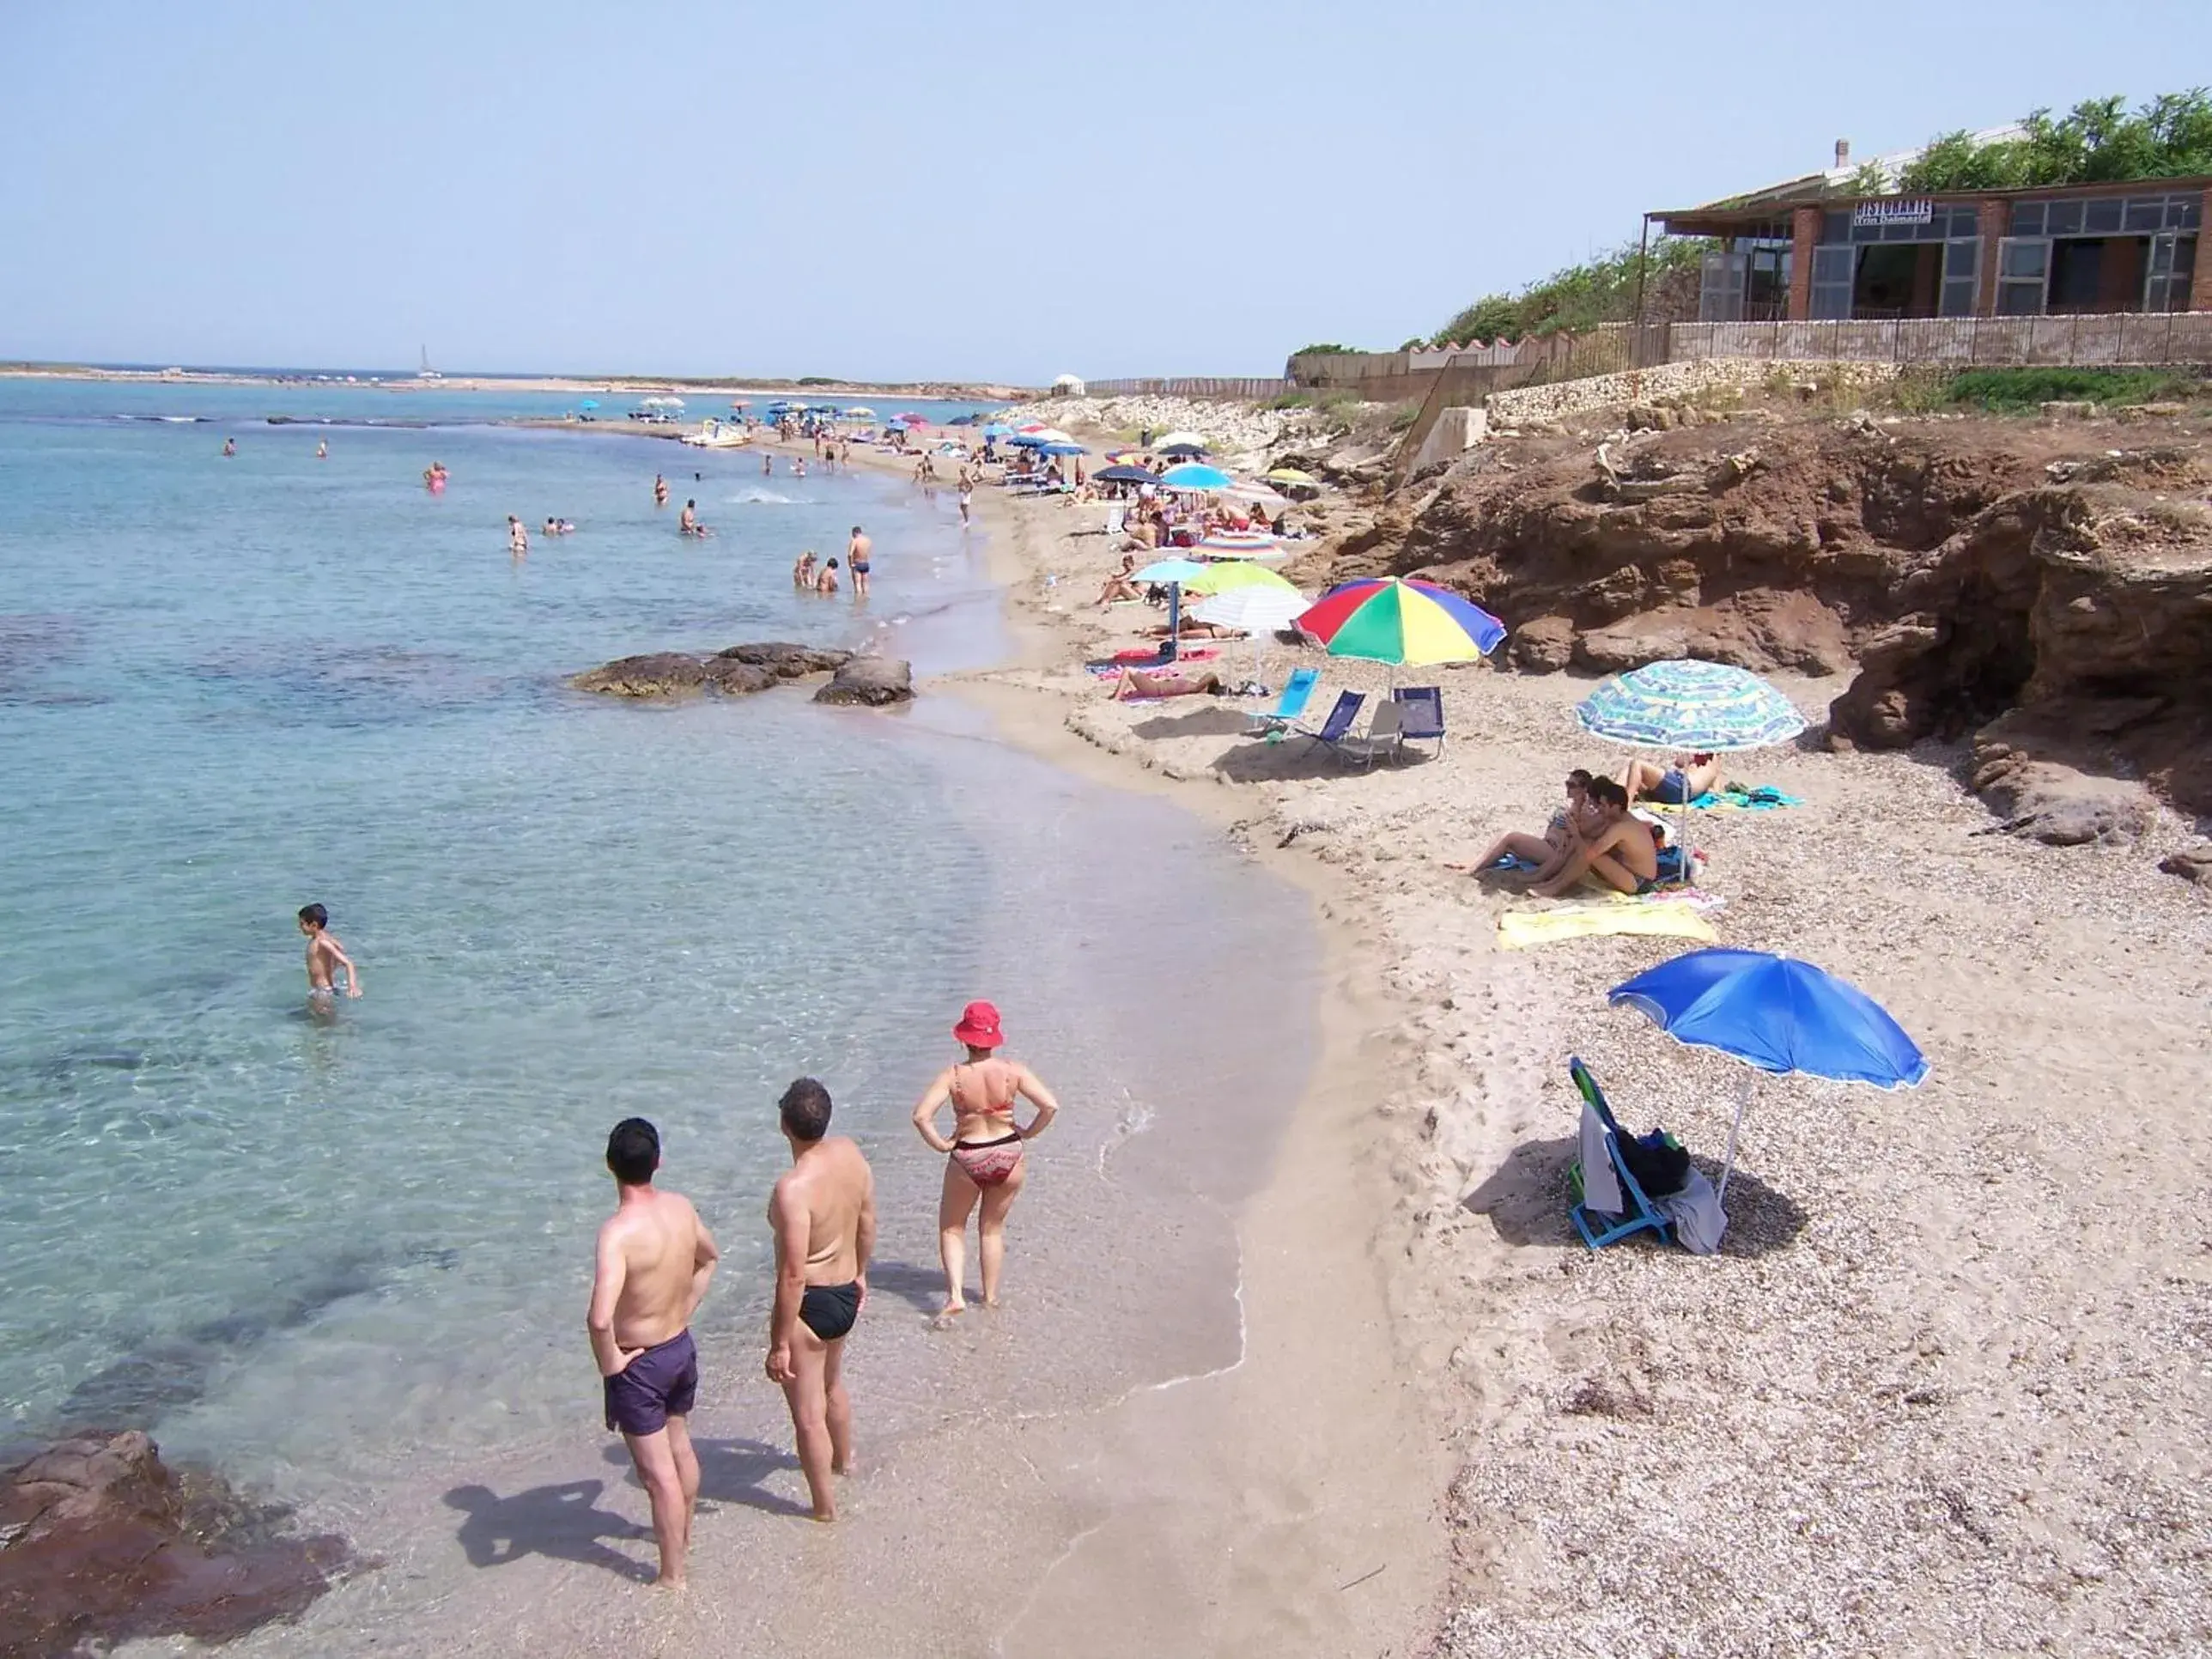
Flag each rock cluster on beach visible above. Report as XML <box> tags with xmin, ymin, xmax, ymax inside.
<box><xmin>998</xmin><ymin>396</ymin><xmax>1323</xmax><ymax>470</ymax></box>
<box><xmin>0</xmin><ymin>1430</ymin><xmax>353</xmax><ymax>1652</ymax></box>
<box><xmin>1328</xmin><ymin>410</ymin><xmax>2212</xmax><ymax>839</ymax></box>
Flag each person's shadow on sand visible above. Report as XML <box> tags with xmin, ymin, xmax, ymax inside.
<box><xmin>864</xmin><ymin>1258</ymin><xmax>951</xmax><ymax>1316</ymax></box>
<box><xmin>600</xmin><ymin>1437</ymin><xmax>813</xmax><ymax>1519</ymax></box>
<box><xmin>443</xmin><ymin>1479</ymin><xmax>654</xmax><ymax>1582</ymax></box>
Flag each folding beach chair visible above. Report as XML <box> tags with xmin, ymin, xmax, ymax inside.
<box><xmin>1296</xmin><ymin>690</ymin><xmax>1364</xmax><ymax>753</ymax></box>
<box><xmin>1392</xmin><ymin>686</ymin><xmax>1446</xmax><ymax>758</ymax></box>
<box><xmin>1247</xmin><ymin>667</ymin><xmax>1320</xmax><ymax>736</ymax></box>
<box><xmin>1567</xmin><ymin>1056</ymin><xmax>1674</xmax><ymax>1250</ymax></box>
<box><xmin>1334</xmin><ymin>696</ymin><xmax>1401</xmax><ymax>769</ymax></box>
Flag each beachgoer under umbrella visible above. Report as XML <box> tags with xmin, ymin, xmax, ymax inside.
<box><xmin>910</xmin><ymin>1002</ymin><xmax>1060</xmax><ymax>1318</ymax></box>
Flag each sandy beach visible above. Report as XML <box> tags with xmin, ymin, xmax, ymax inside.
<box><xmin>910</xmin><ymin>420</ymin><xmax>2212</xmax><ymax>1656</ymax></box>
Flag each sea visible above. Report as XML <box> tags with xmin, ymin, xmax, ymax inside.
<box><xmin>0</xmin><ymin>374</ymin><xmax>1317</xmax><ymax>1631</ymax></box>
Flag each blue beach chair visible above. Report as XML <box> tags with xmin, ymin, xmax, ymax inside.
<box><xmin>1247</xmin><ymin>666</ymin><xmax>1320</xmax><ymax>737</ymax></box>
<box><xmin>1392</xmin><ymin>686</ymin><xmax>1446</xmax><ymax>758</ymax></box>
<box><xmin>1295</xmin><ymin>690</ymin><xmax>1364</xmax><ymax>753</ymax></box>
<box><xmin>1567</xmin><ymin>1057</ymin><xmax>1674</xmax><ymax>1251</ymax></box>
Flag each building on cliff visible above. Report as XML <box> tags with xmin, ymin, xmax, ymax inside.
<box><xmin>1653</xmin><ymin>137</ymin><xmax>2206</xmax><ymax>325</ymax></box>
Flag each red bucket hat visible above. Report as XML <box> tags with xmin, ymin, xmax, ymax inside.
<box><xmin>952</xmin><ymin>1000</ymin><xmax>1004</xmax><ymax>1048</ymax></box>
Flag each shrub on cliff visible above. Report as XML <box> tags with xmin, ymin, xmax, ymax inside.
<box><xmin>1430</xmin><ymin>236</ymin><xmax>1709</xmax><ymax>344</ymax></box>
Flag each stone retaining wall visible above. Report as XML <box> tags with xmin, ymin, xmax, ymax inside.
<box><xmin>1484</xmin><ymin>358</ymin><xmax>1901</xmax><ymax>428</ymax></box>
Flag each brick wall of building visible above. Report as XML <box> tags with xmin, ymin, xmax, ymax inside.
<box><xmin>1787</xmin><ymin>206</ymin><xmax>1819</xmax><ymax>320</ymax></box>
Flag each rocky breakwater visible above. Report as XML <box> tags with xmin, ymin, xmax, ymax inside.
<box><xmin>0</xmin><ymin>1430</ymin><xmax>354</xmax><ymax>1656</ymax></box>
<box><xmin>996</xmin><ymin>396</ymin><xmax>1321</xmax><ymax>471</ymax></box>
<box><xmin>570</xmin><ymin>641</ymin><xmax>914</xmax><ymax>707</ymax></box>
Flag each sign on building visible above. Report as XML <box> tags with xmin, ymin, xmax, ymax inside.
<box><xmin>1852</xmin><ymin>198</ymin><xmax>1935</xmax><ymax>227</ymax></box>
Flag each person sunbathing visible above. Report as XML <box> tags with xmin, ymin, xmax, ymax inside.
<box><xmin>1146</xmin><ymin>617</ymin><xmax>1242</xmax><ymax>639</ymax></box>
<box><xmin>1625</xmin><ymin>751</ymin><xmax>1724</xmax><ymax>805</ymax></box>
<box><xmin>1111</xmin><ymin>667</ymin><xmax>1227</xmax><ymax>701</ymax></box>
<box><xmin>1531</xmin><ymin>780</ymin><xmax>1659</xmax><ymax>896</ymax></box>
<box><xmin>1454</xmin><ymin>770</ymin><xmax>1601</xmax><ymax>878</ymax></box>
<box><xmin>1096</xmin><ymin>555</ymin><xmax>1142</xmax><ymax>607</ymax></box>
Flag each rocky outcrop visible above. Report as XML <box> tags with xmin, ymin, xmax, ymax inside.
<box><xmin>572</xmin><ymin>642</ymin><xmax>854</xmax><ymax>699</ymax></box>
<box><xmin>812</xmin><ymin>657</ymin><xmax>915</xmax><ymax>707</ymax></box>
<box><xmin>1</xmin><ymin>1430</ymin><xmax>352</xmax><ymax>1654</ymax></box>
<box><xmin>2160</xmin><ymin>842</ymin><xmax>2212</xmax><ymax>887</ymax></box>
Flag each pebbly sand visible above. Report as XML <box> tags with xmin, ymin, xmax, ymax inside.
<box><xmin>927</xmin><ymin>429</ymin><xmax>2212</xmax><ymax>1656</ymax></box>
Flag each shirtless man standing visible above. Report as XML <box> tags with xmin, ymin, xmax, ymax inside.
<box><xmin>846</xmin><ymin>526</ymin><xmax>872</xmax><ymax>599</ymax></box>
<box><xmin>587</xmin><ymin>1118</ymin><xmax>720</xmax><ymax>1587</ymax></box>
<box><xmin>766</xmin><ymin>1079</ymin><xmax>876</xmax><ymax>1523</ymax></box>
<box><xmin>911</xmin><ymin>1002</ymin><xmax>1060</xmax><ymax>1317</ymax></box>
<box><xmin>653</xmin><ymin>473</ymin><xmax>669</xmax><ymax>508</ymax></box>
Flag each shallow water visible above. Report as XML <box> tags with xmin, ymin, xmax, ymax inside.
<box><xmin>0</xmin><ymin>382</ymin><xmax>1316</xmax><ymax>1565</ymax></box>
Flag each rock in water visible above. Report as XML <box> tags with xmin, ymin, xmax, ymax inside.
<box><xmin>569</xmin><ymin>653</ymin><xmax>708</xmax><ymax>697</ymax></box>
<box><xmin>813</xmin><ymin>657</ymin><xmax>915</xmax><ymax>707</ymax></box>
<box><xmin>0</xmin><ymin>1430</ymin><xmax>354</xmax><ymax>1653</ymax></box>
<box><xmin>712</xmin><ymin>642</ymin><xmax>852</xmax><ymax>678</ymax></box>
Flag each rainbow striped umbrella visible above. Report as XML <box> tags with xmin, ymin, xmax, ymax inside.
<box><xmin>1295</xmin><ymin>577</ymin><xmax>1505</xmax><ymax>666</ymax></box>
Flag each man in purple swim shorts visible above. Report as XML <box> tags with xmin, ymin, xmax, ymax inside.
<box><xmin>588</xmin><ymin>1117</ymin><xmax>720</xmax><ymax>1588</ymax></box>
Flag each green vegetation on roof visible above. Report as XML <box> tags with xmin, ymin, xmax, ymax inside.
<box><xmin>1881</xmin><ymin>90</ymin><xmax>2212</xmax><ymax>193</ymax></box>
<box><xmin>1428</xmin><ymin>236</ymin><xmax>1711</xmax><ymax>344</ymax></box>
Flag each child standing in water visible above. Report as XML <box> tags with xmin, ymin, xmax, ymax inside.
<box><xmin>297</xmin><ymin>902</ymin><xmax>362</xmax><ymax>1000</ymax></box>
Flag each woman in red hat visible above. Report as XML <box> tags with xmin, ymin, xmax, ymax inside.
<box><xmin>910</xmin><ymin>1001</ymin><xmax>1060</xmax><ymax>1317</ymax></box>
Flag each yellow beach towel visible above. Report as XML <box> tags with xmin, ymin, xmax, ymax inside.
<box><xmin>1498</xmin><ymin>903</ymin><xmax>1719</xmax><ymax>951</ymax></box>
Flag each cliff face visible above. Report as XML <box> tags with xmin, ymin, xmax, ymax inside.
<box><xmin>1327</xmin><ymin>411</ymin><xmax>2212</xmax><ymax>828</ymax></box>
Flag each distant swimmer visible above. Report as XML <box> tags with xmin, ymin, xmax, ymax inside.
<box><xmin>958</xmin><ymin>476</ymin><xmax>973</xmax><ymax>527</ymax></box>
<box><xmin>816</xmin><ymin>558</ymin><xmax>839</xmax><ymax>595</ymax></box>
<box><xmin>846</xmin><ymin>526</ymin><xmax>872</xmax><ymax>599</ymax></box>
<box><xmin>762</xmin><ymin>453</ymin><xmax>773</xmax><ymax>477</ymax></box>
<box><xmin>222</xmin><ymin>437</ymin><xmax>236</xmax><ymax>457</ymax></box>
<box><xmin>653</xmin><ymin>473</ymin><xmax>669</xmax><ymax>508</ymax></box>
<box><xmin>589</xmin><ymin>1118</ymin><xmax>720</xmax><ymax>1585</ymax></box>
<box><xmin>678</xmin><ymin>500</ymin><xmax>712</xmax><ymax>538</ymax></box>
<box><xmin>910</xmin><ymin>1002</ymin><xmax>1059</xmax><ymax>1317</ymax></box>
<box><xmin>793</xmin><ymin>550</ymin><xmax>817</xmax><ymax>588</ymax></box>
<box><xmin>424</xmin><ymin>462</ymin><xmax>448</xmax><ymax>492</ymax></box>
<box><xmin>507</xmin><ymin>515</ymin><xmax>529</xmax><ymax>558</ymax></box>
<box><xmin>315</xmin><ymin>440</ymin><xmax>328</xmax><ymax>459</ymax></box>
<box><xmin>296</xmin><ymin>902</ymin><xmax>362</xmax><ymax>1001</ymax></box>
<box><xmin>793</xmin><ymin>459</ymin><xmax>807</xmax><ymax>478</ymax></box>
<box><xmin>765</xmin><ymin>1079</ymin><xmax>876</xmax><ymax>1523</ymax></box>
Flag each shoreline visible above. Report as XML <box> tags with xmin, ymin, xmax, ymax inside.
<box><xmin>0</xmin><ymin>364</ymin><xmax>1030</xmax><ymax>401</ymax></box>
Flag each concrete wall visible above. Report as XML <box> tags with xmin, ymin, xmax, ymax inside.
<box><xmin>1668</xmin><ymin>313</ymin><xmax>2212</xmax><ymax>365</ymax></box>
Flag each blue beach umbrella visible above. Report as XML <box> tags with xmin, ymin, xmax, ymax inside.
<box><xmin>1608</xmin><ymin>947</ymin><xmax>1929</xmax><ymax>1201</ymax></box>
<box><xmin>1576</xmin><ymin>659</ymin><xmax>1807</xmax><ymax>752</ymax></box>
<box><xmin>982</xmin><ymin>423</ymin><xmax>1013</xmax><ymax>437</ymax></box>
<box><xmin>1159</xmin><ymin>462</ymin><xmax>1231</xmax><ymax>491</ymax></box>
<box><xmin>578</xmin><ymin>398</ymin><xmax>599</xmax><ymax>410</ymax></box>
<box><xmin>1134</xmin><ymin>557</ymin><xmax>1209</xmax><ymax>585</ymax></box>
<box><xmin>1039</xmin><ymin>441</ymin><xmax>1088</xmax><ymax>456</ymax></box>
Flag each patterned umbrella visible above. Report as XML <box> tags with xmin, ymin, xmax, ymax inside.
<box><xmin>1575</xmin><ymin>659</ymin><xmax>1806</xmax><ymax>751</ymax></box>
<box><xmin>1295</xmin><ymin>577</ymin><xmax>1506</xmax><ymax>666</ymax></box>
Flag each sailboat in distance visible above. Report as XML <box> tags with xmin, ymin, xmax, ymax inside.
<box><xmin>416</xmin><ymin>345</ymin><xmax>441</xmax><ymax>381</ymax></box>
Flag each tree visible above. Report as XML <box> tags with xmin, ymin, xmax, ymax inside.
<box><xmin>1893</xmin><ymin>89</ymin><xmax>2212</xmax><ymax>192</ymax></box>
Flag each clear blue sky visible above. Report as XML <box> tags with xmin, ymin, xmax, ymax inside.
<box><xmin>3</xmin><ymin>1</ymin><xmax>2204</xmax><ymax>381</ymax></box>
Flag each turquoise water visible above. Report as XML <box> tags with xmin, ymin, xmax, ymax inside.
<box><xmin>0</xmin><ymin>382</ymin><xmax>1316</xmax><ymax>1523</ymax></box>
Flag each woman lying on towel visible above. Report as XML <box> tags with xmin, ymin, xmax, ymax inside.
<box><xmin>1145</xmin><ymin>617</ymin><xmax>1244</xmax><ymax>639</ymax></box>
<box><xmin>1110</xmin><ymin>667</ymin><xmax>1228</xmax><ymax>701</ymax></box>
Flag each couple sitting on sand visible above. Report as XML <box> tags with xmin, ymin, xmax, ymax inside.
<box><xmin>587</xmin><ymin>1002</ymin><xmax>1058</xmax><ymax>1586</ymax></box>
<box><xmin>1460</xmin><ymin>753</ymin><xmax>1720</xmax><ymax>897</ymax></box>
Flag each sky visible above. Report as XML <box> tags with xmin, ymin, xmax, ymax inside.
<box><xmin>3</xmin><ymin>1</ymin><xmax>2207</xmax><ymax>382</ymax></box>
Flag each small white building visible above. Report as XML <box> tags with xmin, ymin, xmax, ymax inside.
<box><xmin>1051</xmin><ymin>373</ymin><xmax>1085</xmax><ymax>397</ymax></box>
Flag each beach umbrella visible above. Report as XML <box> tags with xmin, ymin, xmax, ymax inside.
<box><xmin>1039</xmin><ymin>441</ymin><xmax>1088</xmax><ymax>456</ymax></box>
<box><xmin>1183</xmin><ymin>562</ymin><xmax>1296</xmax><ymax>596</ymax></box>
<box><xmin>1006</xmin><ymin>433</ymin><xmax>1048</xmax><ymax>448</ymax></box>
<box><xmin>1196</xmin><ymin>530</ymin><xmax>1282</xmax><ymax>557</ymax></box>
<box><xmin>1574</xmin><ymin>659</ymin><xmax>1808</xmax><ymax>884</ymax></box>
<box><xmin>1295</xmin><ymin>576</ymin><xmax>1506</xmax><ymax>669</ymax></box>
<box><xmin>578</xmin><ymin>398</ymin><xmax>599</xmax><ymax>410</ymax></box>
<box><xmin>1017</xmin><ymin>422</ymin><xmax>1048</xmax><ymax>434</ymax></box>
<box><xmin>1133</xmin><ymin>557</ymin><xmax>1209</xmax><ymax>585</ymax></box>
<box><xmin>845</xmin><ymin>405</ymin><xmax>876</xmax><ymax>418</ymax></box>
<box><xmin>1575</xmin><ymin>659</ymin><xmax>1807</xmax><ymax>752</ymax></box>
<box><xmin>1097</xmin><ymin>464</ymin><xmax>1157</xmax><ymax>484</ymax></box>
<box><xmin>1160</xmin><ymin>463</ymin><xmax>1232</xmax><ymax>491</ymax></box>
<box><xmin>983</xmin><ymin>423</ymin><xmax>1013</xmax><ymax>438</ymax></box>
<box><xmin>1265</xmin><ymin>467</ymin><xmax>1319</xmax><ymax>487</ymax></box>
<box><xmin>1608</xmin><ymin>947</ymin><xmax>1929</xmax><ymax>1202</ymax></box>
<box><xmin>1153</xmin><ymin>430</ymin><xmax>1207</xmax><ymax>453</ymax></box>
<box><xmin>1191</xmin><ymin>585</ymin><xmax>1307</xmax><ymax>635</ymax></box>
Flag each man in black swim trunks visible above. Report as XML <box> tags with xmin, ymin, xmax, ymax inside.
<box><xmin>846</xmin><ymin>525</ymin><xmax>872</xmax><ymax>599</ymax></box>
<box><xmin>766</xmin><ymin>1078</ymin><xmax>876</xmax><ymax>1522</ymax></box>
<box><xmin>587</xmin><ymin>1117</ymin><xmax>720</xmax><ymax>1586</ymax></box>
